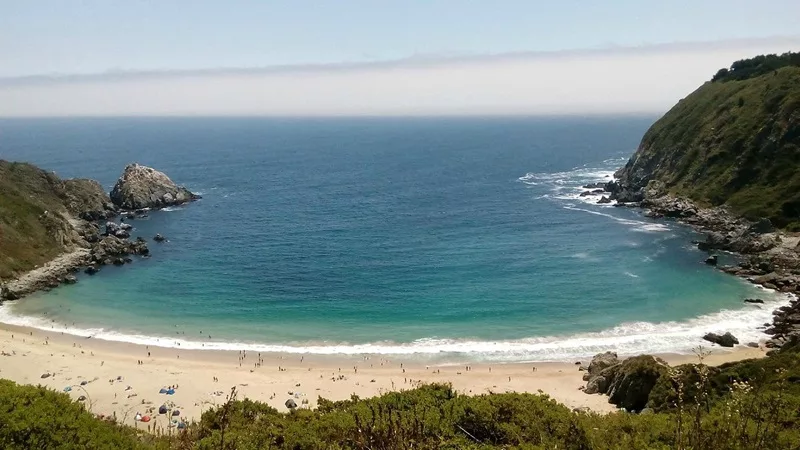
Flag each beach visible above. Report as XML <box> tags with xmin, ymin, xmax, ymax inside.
<box><xmin>0</xmin><ymin>322</ymin><xmax>766</xmax><ymax>433</ymax></box>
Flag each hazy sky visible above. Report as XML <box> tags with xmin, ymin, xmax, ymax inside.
<box><xmin>1</xmin><ymin>1</ymin><xmax>799</xmax><ymax>116</ymax></box>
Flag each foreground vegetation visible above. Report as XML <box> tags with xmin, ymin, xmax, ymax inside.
<box><xmin>1</xmin><ymin>342</ymin><xmax>798</xmax><ymax>449</ymax></box>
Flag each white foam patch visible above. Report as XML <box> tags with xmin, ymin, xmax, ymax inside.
<box><xmin>562</xmin><ymin>206</ymin><xmax>669</xmax><ymax>233</ymax></box>
<box><xmin>160</xmin><ymin>206</ymin><xmax>184</xmax><ymax>212</ymax></box>
<box><xmin>0</xmin><ymin>292</ymin><xmax>791</xmax><ymax>362</ymax></box>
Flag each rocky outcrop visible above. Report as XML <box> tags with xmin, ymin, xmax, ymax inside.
<box><xmin>764</xmin><ymin>297</ymin><xmax>800</xmax><ymax>348</ymax></box>
<box><xmin>89</xmin><ymin>236</ymin><xmax>149</xmax><ymax>266</ymax></box>
<box><xmin>2</xmin><ymin>250</ymin><xmax>91</xmax><ymax>299</ymax></box>
<box><xmin>110</xmin><ymin>163</ymin><xmax>199</xmax><ymax>210</ymax></box>
<box><xmin>702</xmin><ymin>332</ymin><xmax>739</xmax><ymax>347</ymax></box>
<box><xmin>583</xmin><ymin>353</ymin><xmax>668</xmax><ymax>412</ymax></box>
<box><xmin>61</xmin><ymin>178</ymin><xmax>118</xmax><ymax>221</ymax></box>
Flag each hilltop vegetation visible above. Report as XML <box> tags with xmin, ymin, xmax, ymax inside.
<box><xmin>712</xmin><ymin>52</ymin><xmax>800</xmax><ymax>82</ymax></box>
<box><xmin>614</xmin><ymin>54</ymin><xmax>800</xmax><ymax>229</ymax></box>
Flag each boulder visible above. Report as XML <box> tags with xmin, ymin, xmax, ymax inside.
<box><xmin>114</xmin><ymin>229</ymin><xmax>130</xmax><ymax>239</ymax></box>
<box><xmin>105</xmin><ymin>221</ymin><xmax>120</xmax><ymax>236</ymax></box>
<box><xmin>84</xmin><ymin>266</ymin><xmax>100</xmax><ymax>275</ymax></box>
<box><xmin>744</xmin><ymin>298</ymin><xmax>764</xmax><ymax>304</ymax></box>
<box><xmin>702</xmin><ymin>332</ymin><xmax>739</xmax><ymax>347</ymax></box>
<box><xmin>587</xmin><ymin>351</ymin><xmax>620</xmax><ymax>375</ymax></box>
<box><xmin>597</xmin><ymin>196</ymin><xmax>612</xmax><ymax>204</ymax></box>
<box><xmin>584</xmin><ymin>375</ymin><xmax>608</xmax><ymax>394</ymax></box>
<box><xmin>747</xmin><ymin>218</ymin><xmax>775</xmax><ymax>234</ymax></box>
<box><xmin>603</xmin><ymin>355</ymin><xmax>668</xmax><ymax>412</ymax></box>
<box><xmin>704</xmin><ymin>255</ymin><xmax>718</xmax><ymax>266</ymax></box>
<box><xmin>285</xmin><ymin>398</ymin><xmax>297</xmax><ymax>409</ymax></box>
<box><xmin>153</xmin><ymin>234</ymin><xmax>166</xmax><ymax>243</ymax></box>
<box><xmin>110</xmin><ymin>163</ymin><xmax>200</xmax><ymax>210</ymax></box>
<box><xmin>119</xmin><ymin>223</ymin><xmax>133</xmax><ymax>231</ymax></box>
<box><xmin>63</xmin><ymin>275</ymin><xmax>77</xmax><ymax>284</ymax></box>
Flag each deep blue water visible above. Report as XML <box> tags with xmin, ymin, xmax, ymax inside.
<box><xmin>0</xmin><ymin>117</ymin><xmax>784</xmax><ymax>361</ymax></box>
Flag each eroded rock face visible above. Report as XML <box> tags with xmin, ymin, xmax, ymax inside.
<box><xmin>110</xmin><ymin>163</ymin><xmax>199</xmax><ymax>210</ymax></box>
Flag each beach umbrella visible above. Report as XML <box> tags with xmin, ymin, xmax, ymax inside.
<box><xmin>166</xmin><ymin>388</ymin><xmax>175</xmax><ymax>395</ymax></box>
<box><xmin>159</xmin><ymin>388</ymin><xmax>168</xmax><ymax>394</ymax></box>
<box><xmin>158</xmin><ymin>405</ymin><xmax>168</xmax><ymax>414</ymax></box>
<box><xmin>135</xmin><ymin>413</ymin><xmax>142</xmax><ymax>421</ymax></box>
<box><xmin>63</xmin><ymin>386</ymin><xmax>72</xmax><ymax>392</ymax></box>
<box><xmin>177</xmin><ymin>422</ymin><xmax>186</xmax><ymax>429</ymax></box>
<box><xmin>141</xmin><ymin>415</ymin><xmax>151</xmax><ymax>423</ymax></box>
<box><xmin>172</xmin><ymin>410</ymin><xmax>181</xmax><ymax>416</ymax></box>
<box><xmin>80</xmin><ymin>380</ymin><xmax>88</xmax><ymax>386</ymax></box>
<box><xmin>40</xmin><ymin>373</ymin><xmax>51</xmax><ymax>379</ymax></box>
<box><xmin>285</xmin><ymin>399</ymin><xmax>297</xmax><ymax>409</ymax></box>
<box><xmin>77</xmin><ymin>395</ymin><xmax>86</xmax><ymax>402</ymax></box>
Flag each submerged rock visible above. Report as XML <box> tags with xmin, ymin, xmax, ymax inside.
<box><xmin>705</xmin><ymin>255</ymin><xmax>718</xmax><ymax>266</ymax></box>
<box><xmin>110</xmin><ymin>163</ymin><xmax>200</xmax><ymax>210</ymax></box>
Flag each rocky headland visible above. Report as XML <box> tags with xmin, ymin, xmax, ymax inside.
<box><xmin>0</xmin><ymin>161</ymin><xmax>195</xmax><ymax>301</ymax></box>
<box><xmin>596</xmin><ymin>57</ymin><xmax>800</xmax><ymax>352</ymax></box>
<box><xmin>110</xmin><ymin>163</ymin><xmax>200</xmax><ymax>210</ymax></box>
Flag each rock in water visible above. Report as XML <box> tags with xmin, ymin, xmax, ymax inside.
<box><xmin>110</xmin><ymin>163</ymin><xmax>199</xmax><ymax>210</ymax></box>
<box><xmin>705</xmin><ymin>255</ymin><xmax>718</xmax><ymax>266</ymax></box>
<box><xmin>702</xmin><ymin>332</ymin><xmax>739</xmax><ymax>347</ymax></box>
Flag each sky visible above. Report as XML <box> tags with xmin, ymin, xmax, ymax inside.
<box><xmin>1</xmin><ymin>0</ymin><xmax>799</xmax><ymax>116</ymax></box>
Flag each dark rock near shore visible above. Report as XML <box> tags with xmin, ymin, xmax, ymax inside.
<box><xmin>744</xmin><ymin>298</ymin><xmax>765</xmax><ymax>304</ymax></box>
<box><xmin>84</xmin><ymin>266</ymin><xmax>99</xmax><ymax>275</ymax></box>
<box><xmin>583</xmin><ymin>182</ymin><xmax>606</xmax><ymax>189</ymax></box>
<box><xmin>110</xmin><ymin>163</ymin><xmax>200</xmax><ymax>210</ymax></box>
<box><xmin>583</xmin><ymin>353</ymin><xmax>668</xmax><ymax>412</ymax></box>
<box><xmin>597</xmin><ymin>196</ymin><xmax>612</xmax><ymax>204</ymax></box>
<box><xmin>703</xmin><ymin>332</ymin><xmax>739</xmax><ymax>347</ymax></box>
<box><xmin>705</xmin><ymin>255</ymin><xmax>718</xmax><ymax>266</ymax></box>
<box><xmin>153</xmin><ymin>234</ymin><xmax>166</xmax><ymax>242</ymax></box>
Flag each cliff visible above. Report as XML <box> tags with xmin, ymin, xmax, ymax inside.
<box><xmin>612</xmin><ymin>53</ymin><xmax>800</xmax><ymax>229</ymax></box>
<box><xmin>0</xmin><ymin>161</ymin><xmax>116</xmax><ymax>280</ymax></box>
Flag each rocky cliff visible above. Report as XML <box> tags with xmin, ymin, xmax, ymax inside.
<box><xmin>611</xmin><ymin>53</ymin><xmax>800</xmax><ymax>229</ymax></box>
<box><xmin>0</xmin><ymin>161</ymin><xmax>116</xmax><ymax>280</ymax></box>
<box><xmin>110</xmin><ymin>163</ymin><xmax>198</xmax><ymax>210</ymax></box>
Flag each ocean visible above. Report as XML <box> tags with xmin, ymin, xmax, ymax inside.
<box><xmin>0</xmin><ymin>116</ymin><xmax>787</xmax><ymax>362</ymax></box>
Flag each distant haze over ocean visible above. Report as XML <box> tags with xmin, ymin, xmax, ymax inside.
<box><xmin>0</xmin><ymin>117</ymin><xmax>788</xmax><ymax>362</ymax></box>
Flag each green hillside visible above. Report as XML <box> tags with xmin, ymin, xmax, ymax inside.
<box><xmin>615</xmin><ymin>52</ymin><xmax>800</xmax><ymax>229</ymax></box>
<box><xmin>0</xmin><ymin>161</ymin><xmax>113</xmax><ymax>279</ymax></box>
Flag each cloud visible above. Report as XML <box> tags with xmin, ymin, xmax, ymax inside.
<box><xmin>1</xmin><ymin>36</ymin><xmax>798</xmax><ymax>117</ymax></box>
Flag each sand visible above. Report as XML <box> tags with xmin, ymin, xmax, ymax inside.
<box><xmin>0</xmin><ymin>322</ymin><xmax>767</xmax><ymax>433</ymax></box>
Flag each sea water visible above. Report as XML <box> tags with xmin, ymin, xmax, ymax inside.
<box><xmin>0</xmin><ymin>117</ymin><xmax>788</xmax><ymax>362</ymax></box>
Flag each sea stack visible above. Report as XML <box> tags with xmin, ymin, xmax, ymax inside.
<box><xmin>110</xmin><ymin>163</ymin><xmax>200</xmax><ymax>210</ymax></box>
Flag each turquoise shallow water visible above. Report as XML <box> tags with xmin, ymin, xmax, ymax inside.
<box><xmin>0</xmin><ymin>117</ymin><xmax>786</xmax><ymax>361</ymax></box>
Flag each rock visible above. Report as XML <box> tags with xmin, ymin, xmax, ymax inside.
<box><xmin>754</xmin><ymin>272</ymin><xmax>780</xmax><ymax>285</ymax></box>
<box><xmin>105</xmin><ymin>221</ymin><xmax>120</xmax><ymax>236</ymax></box>
<box><xmin>285</xmin><ymin>399</ymin><xmax>297</xmax><ymax>409</ymax></box>
<box><xmin>747</xmin><ymin>342</ymin><xmax>759</xmax><ymax>348</ymax></box>
<box><xmin>584</xmin><ymin>375</ymin><xmax>608</xmax><ymax>394</ymax></box>
<box><xmin>84</xmin><ymin>266</ymin><xmax>100</xmax><ymax>275</ymax></box>
<box><xmin>763</xmin><ymin>283</ymin><xmax>778</xmax><ymax>290</ymax></box>
<box><xmin>153</xmin><ymin>234</ymin><xmax>166</xmax><ymax>242</ymax></box>
<box><xmin>112</xmin><ymin>258</ymin><xmax>125</xmax><ymax>266</ymax></box>
<box><xmin>114</xmin><ymin>229</ymin><xmax>130</xmax><ymax>239</ymax></box>
<box><xmin>119</xmin><ymin>223</ymin><xmax>133</xmax><ymax>231</ymax></box>
<box><xmin>704</xmin><ymin>255</ymin><xmax>718</xmax><ymax>266</ymax></box>
<box><xmin>63</xmin><ymin>275</ymin><xmax>77</xmax><ymax>284</ymax></box>
<box><xmin>110</xmin><ymin>163</ymin><xmax>200</xmax><ymax>210</ymax></box>
<box><xmin>603</xmin><ymin>355</ymin><xmax>668</xmax><ymax>412</ymax></box>
<box><xmin>702</xmin><ymin>332</ymin><xmax>739</xmax><ymax>347</ymax></box>
<box><xmin>597</xmin><ymin>196</ymin><xmax>612</xmax><ymax>204</ymax></box>
<box><xmin>582</xmin><ymin>182</ymin><xmax>606</xmax><ymax>189</ymax></box>
<box><xmin>748</xmin><ymin>218</ymin><xmax>775</xmax><ymax>234</ymax></box>
<box><xmin>125</xmin><ymin>212</ymin><xmax>136</xmax><ymax>220</ymax></box>
<box><xmin>587</xmin><ymin>352</ymin><xmax>619</xmax><ymax>375</ymax></box>
<box><xmin>744</xmin><ymin>298</ymin><xmax>764</xmax><ymax>304</ymax></box>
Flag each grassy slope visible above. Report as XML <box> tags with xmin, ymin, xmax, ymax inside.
<box><xmin>618</xmin><ymin>66</ymin><xmax>800</xmax><ymax>229</ymax></box>
<box><xmin>0</xmin><ymin>161</ymin><xmax>110</xmax><ymax>279</ymax></box>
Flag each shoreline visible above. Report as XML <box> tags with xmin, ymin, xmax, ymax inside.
<box><xmin>0</xmin><ymin>321</ymin><xmax>767</xmax><ymax>431</ymax></box>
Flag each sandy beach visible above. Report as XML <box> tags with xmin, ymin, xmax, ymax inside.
<box><xmin>0</xmin><ymin>322</ymin><xmax>767</xmax><ymax>433</ymax></box>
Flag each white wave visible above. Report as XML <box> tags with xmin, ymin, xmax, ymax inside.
<box><xmin>623</xmin><ymin>271</ymin><xmax>640</xmax><ymax>278</ymax></box>
<box><xmin>0</xmin><ymin>292</ymin><xmax>791</xmax><ymax>362</ymax></box>
<box><xmin>160</xmin><ymin>206</ymin><xmax>184</xmax><ymax>212</ymax></box>
<box><xmin>562</xmin><ymin>206</ymin><xmax>669</xmax><ymax>233</ymax></box>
